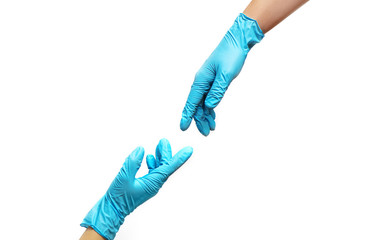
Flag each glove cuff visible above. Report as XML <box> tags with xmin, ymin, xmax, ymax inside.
<box><xmin>81</xmin><ymin>195</ymin><xmax>125</xmax><ymax>240</ymax></box>
<box><xmin>232</xmin><ymin>13</ymin><xmax>264</xmax><ymax>50</ymax></box>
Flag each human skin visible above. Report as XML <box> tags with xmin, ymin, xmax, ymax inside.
<box><xmin>243</xmin><ymin>0</ymin><xmax>309</xmax><ymax>33</ymax></box>
<box><xmin>80</xmin><ymin>227</ymin><xmax>104</xmax><ymax>240</ymax></box>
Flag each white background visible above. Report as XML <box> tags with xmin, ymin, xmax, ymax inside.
<box><xmin>0</xmin><ymin>1</ymin><xmax>365</xmax><ymax>239</ymax></box>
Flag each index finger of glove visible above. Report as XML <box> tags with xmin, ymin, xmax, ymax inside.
<box><xmin>120</xmin><ymin>146</ymin><xmax>145</xmax><ymax>180</ymax></box>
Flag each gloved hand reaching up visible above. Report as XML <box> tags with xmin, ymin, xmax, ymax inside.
<box><xmin>180</xmin><ymin>13</ymin><xmax>264</xmax><ymax>136</ymax></box>
<box><xmin>81</xmin><ymin>139</ymin><xmax>193</xmax><ymax>240</ymax></box>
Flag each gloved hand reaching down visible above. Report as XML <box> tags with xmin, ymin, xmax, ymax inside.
<box><xmin>180</xmin><ymin>13</ymin><xmax>264</xmax><ymax>136</ymax></box>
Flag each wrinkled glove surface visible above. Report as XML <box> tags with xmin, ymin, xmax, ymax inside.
<box><xmin>180</xmin><ymin>13</ymin><xmax>264</xmax><ymax>136</ymax></box>
<box><xmin>81</xmin><ymin>139</ymin><xmax>193</xmax><ymax>240</ymax></box>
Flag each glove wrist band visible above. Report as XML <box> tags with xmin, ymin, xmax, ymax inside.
<box><xmin>81</xmin><ymin>195</ymin><xmax>125</xmax><ymax>240</ymax></box>
<box><xmin>235</xmin><ymin>13</ymin><xmax>264</xmax><ymax>50</ymax></box>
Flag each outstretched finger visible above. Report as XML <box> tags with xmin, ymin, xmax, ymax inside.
<box><xmin>159</xmin><ymin>146</ymin><xmax>194</xmax><ymax>179</ymax></box>
<box><xmin>121</xmin><ymin>146</ymin><xmax>145</xmax><ymax>180</ymax></box>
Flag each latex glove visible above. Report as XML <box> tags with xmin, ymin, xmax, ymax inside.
<box><xmin>81</xmin><ymin>139</ymin><xmax>193</xmax><ymax>240</ymax></box>
<box><xmin>180</xmin><ymin>13</ymin><xmax>264</xmax><ymax>136</ymax></box>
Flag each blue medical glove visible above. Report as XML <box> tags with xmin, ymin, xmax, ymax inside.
<box><xmin>81</xmin><ymin>139</ymin><xmax>193</xmax><ymax>240</ymax></box>
<box><xmin>180</xmin><ymin>13</ymin><xmax>264</xmax><ymax>136</ymax></box>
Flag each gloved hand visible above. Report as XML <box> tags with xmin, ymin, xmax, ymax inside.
<box><xmin>81</xmin><ymin>139</ymin><xmax>193</xmax><ymax>240</ymax></box>
<box><xmin>180</xmin><ymin>13</ymin><xmax>264</xmax><ymax>136</ymax></box>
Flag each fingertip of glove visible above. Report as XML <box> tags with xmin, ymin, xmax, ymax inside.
<box><xmin>180</xmin><ymin>117</ymin><xmax>192</xmax><ymax>131</ymax></box>
<box><xmin>201</xmin><ymin>131</ymin><xmax>210</xmax><ymax>137</ymax></box>
<box><xmin>158</xmin><ymin>138</ymin><xmax>170</xmax><ymax>145</ymax></box>
<box><xmin>180</xmin><ymin>146</ymin><xmax>194</xmax><ymax>160</ymax></box>
<box><xmin>206</xmin><ymin>115</ymin><xmax>216</xmax><ymax>131</ymax></box>
<box><xmin>196</xmin><ymin>121</ymin><xmax>210</xmax><ymax>137</ymax></box>
<box><xmin>133</xmin><ymin>146</ymin><xmax>145</xmax><ymax>156</ymax></box>
<box><xmin>186</xmin><ymin>146</ymin><xmax>194</xmax><ymax>155</ymax></box>
<box><xmin>204</xmin><ymin>100</ymin><xmax>216</xmax><ymax>109</ymax></box>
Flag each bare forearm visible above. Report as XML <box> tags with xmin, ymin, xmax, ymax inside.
<box><xmin>80</xmin><ymin>227</ymin><xmax>105</xmax><ymax>240</ymax></box>
<box><xmin>244</xmin><ymin>0</ymin><xmax>309</xmax><ymax>33</ymax></box>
